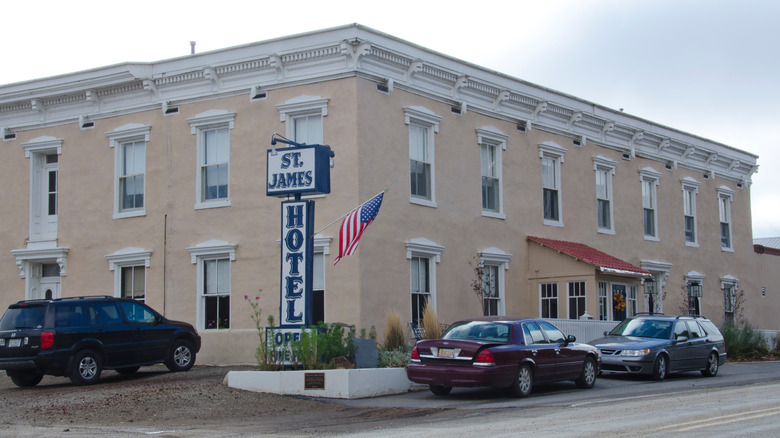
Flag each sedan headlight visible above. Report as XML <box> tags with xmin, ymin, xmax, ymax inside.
<box><xmin>620</xmin><ymin>349</ymin><xmax>650</xmax><ymax>357</ymax></box>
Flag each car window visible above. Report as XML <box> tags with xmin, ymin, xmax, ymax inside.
<box><xmin>92</xmin><ymin>302</ymin><xmax>123</xmax><ymax>325</ymax></box>
<box><xmin>538</xmin><ymin>321</ymin><xmax>566</xmax><ymax>343</ymax></box>
<box><xmin>698</xmin><ymin>319</ymin><xmax>721</xmax><ymax>337</ymax></box>
<box><xmin>0</xmin><ymin>305</ymin><xmax>47</xmax><ymax>330</ymax></box>
<box><xmin>55</xmin><ymin>303</ymin><xmax>91</xmax><ymax>328</ymax></box>
<box><xmin>522</xmin><ymin>323</ymin><xmax>547</xmax><ymax>344</ymax></box>
<box><xmin>686</xmin><ymin>321</ymin><xmax>703</xmax><ymax>338</ymax></box>
<box><xmin>673</xmin><ymin>321</ymin><xmax>689</xmax><ymax>339</ymax></box>
<box><xmin>119</xmin><ymin>301</ymin><xmax>157</xmax><ymax>324</ymax></box>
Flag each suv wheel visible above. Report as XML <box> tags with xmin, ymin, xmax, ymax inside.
<box><xmin>7</xmin><ymin>370</ymin><xmax>44</xmax><ymax>387</ymax></box>
<box><xmin>701</xmin><ymin>352</ymin><xmax>719</xmax><ymax>377</ymax></box>
<box><xmin>70</xmin><ymin>349</ymin><xmax>102</xmax><ymax>385</ymax></box>
<box><xmin>651</xmin><ymin>354</ymin><xmax>668</xmax><ymax>381</ymax></box>
<box><xmin>165</xmin><ymin>339</ymin><xmax>195</xmax><ymax>372</ymax></box>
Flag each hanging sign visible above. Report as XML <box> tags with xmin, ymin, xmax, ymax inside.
<box><xmin>266</xmin><ymin>145</ymin><xmax>332</xmax><ymax>197</ymax></box>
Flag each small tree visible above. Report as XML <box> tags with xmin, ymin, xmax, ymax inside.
<box><xmin>470</xmin><ymin>256</ymin><xmax>493</xmax><ymax>316</ymax></box>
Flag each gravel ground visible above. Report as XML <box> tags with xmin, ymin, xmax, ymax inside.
<box><xmin>0</xmin><ymin>365</ymin><xmax>448</xmax><ymax>437</ymax></box>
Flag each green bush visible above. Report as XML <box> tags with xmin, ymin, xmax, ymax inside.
<box><xmin>721</xmin><ymin>320</ymin><xmax>769</xmax><ymax>360</ymax></box>
<box><xmin>378</xmin><ymin>349</ymin><xmax>411</xmax><ymax>368</ymax></box>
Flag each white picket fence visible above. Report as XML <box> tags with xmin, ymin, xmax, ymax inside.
<box><xmin>545</xmin><ymin>319</ymin><xmax>619</xmax><ymax>344</ymax></box>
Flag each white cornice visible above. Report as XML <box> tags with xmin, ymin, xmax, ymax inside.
<box><xmin>0</xmin><ymin>24</ymin><xmax>758</xmax><ymax>184</ymax></box>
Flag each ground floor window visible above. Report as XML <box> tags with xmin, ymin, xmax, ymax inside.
<box><xmin>598</xmin><ymin>282</ymin><xmax>609</xmax><ymax>320</ymax></box>
<box><xmin>411</xmin><ymin>256</ymin><xmax>431</xmax><ymax>325</ymax></box>
<box><xmin>540</xmin><ymin>283</ymin><xmax>558</xmax><ymax>319</ymax></box>
<box><xmin>482</xmin><ymin>264</ymin><xmax>500</xmax><ymax>316</ymax></box>
<box><xmin>121</xmin><ymin>265</ymin><xmax>145</xmax><ymax>302</ymax></box>
<box><xmin>568</xmin><ymin>281</ymin><xmax>586</xmax><ymax>319</ymax></box>
<box><xmin>203</xmin><ymin>258</ymin><xmax>230</xmax><ymax>330</ymax></box>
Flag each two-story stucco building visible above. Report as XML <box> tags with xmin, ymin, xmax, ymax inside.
<box><xmin>0</xmin><ymin>24</ymin><xmax>769</xmax><ymax>364</ymax></box>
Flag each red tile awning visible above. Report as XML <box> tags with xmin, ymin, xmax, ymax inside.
<box><xmin>528</xmin><ymin>236</ymin><xmax>650</xmax><ymax>277</ymax></box>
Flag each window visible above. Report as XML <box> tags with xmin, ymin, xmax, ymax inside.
<box><xmin>187</xmin><ymin>240</ymin><xmax>236</xmax><ymax>331</ymax></box>
<box><xmin>722</xmin><ymin>275</ymin><xmax>739</xmax><ymax>321</ymax></box>
<box><xmin>477</xmin><ymin>127</ymin><xmax>507</xmax><ymax>218</ymax></box>
<box><xmin>627</xmin><ymin>285</ymin><xmax>638</xmax><ymax>317</ymax></box>
<box><xmin>686</xmin><ymin>273</ymin><xmax>704</xmax><ymax>316</ymax></box>
<box><xmin>540</xmin><ymin>283</ymin><xmax>558</xmax><ymax>318</ymax></box>
<box><xmin>681</xmin><ymin>178</ymin><xmax>700</xmax><ymax>246</ymax></box>
<box><xmin>21</xmin><ymin>136</ymin><xmax>62</xmax><ymax>243</ymax></box>
<box><xmin>479</xmin><ymin>248</ymin><xmax>511</xmax><ymax>317</ymax></box>
<box><xmin>105</xmin><ymin>247</ymin><xmax>151</xmax><ymax>303</ymax></box>
<box><xmin>718</xmin><ymin>186</ymin><xmax>735</xmax><ymax>251</ymax></box>
<box><xmin>410</xmin><ymin>256</ymin><xmax>430</xmax><ymax>325</ymax></box>
<box><xmin>538</xmin><ymin>320</ymin><xmax>566</xmax><ymax>343</ymax></box>
<box><xmin>404</xmin><ymin>106</ymin><xmax>441</xmax><ymax>207</ymax></box>
<box><xmin>598</xmin><ymin>281</ymin><xmax>609</xmax><ymax>320</ymax></box>
<box><xmin>522</xmin><ymin>322</ymin><xmax>547</xmax><ymax>344</ymax></box>
<box><xmin>107</xmin><ymin>124</ymin><xmax>151</xmax><ymax>219</ymax></box>
<box><xmin>640</xmin><ymin>168</ymin><xmax>661</xmax><ymax>240</ymax></box>
<box><xmin>276</xmin><ymin>95</ymin><xmax>328</xmax><ymax>145</ymax></box>
<box><xmin>312</xmin><ymin>235</ymin><xmax>331</xmax><ymax>325</ymax></box>
<box><xmin>121</xmin><ymin>266</ymin><xmax>145</xmax><ymax>302</ymax></box>
<box><xmin>593</xmin><ymin>156</ymin><xmax>617</xmax><ymax>233</ymax></box>
<box><xmin>568</xmin><ymin>281</ymin><xmax>586</xmax><ymax>319</ymax></box>
<box><xmin>118</xmin><ymin>301</ymin><xmax>156</xmax><ymax>324</ymax></box>
<box><xmin>539</xmin><ymin>142</ymin><xmax>566</xmax><ymax>226</ymax></box>
<box><xmin>406</xmin><ymin>238</ymin><xmax>443</xmax><ymax>325</ymax></box>
<box><xmin>187</xmin><ymin>110</ymin><xmax>236</xmax><ymax>209</ymax></box>
<box><xmin>203</xmin><ymin>258</ymin><xmax>230</xmax><ymax>330</ymax></box>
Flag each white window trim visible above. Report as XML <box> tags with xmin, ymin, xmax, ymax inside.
<box><xmin>406</xmin><ymin>238</ymin><xmax>444</xmax><ymax>315</ymax></box>
<box><xmin>640</xmin><ymin>167</ymin><xmax>661</xmax><ymax>241</ymax></box>
<box><xmin>105</xmin><ymin>247</ymin><xmax>151</xmax><ymax>298</ymax></box>
<box><xmin>685</xmin><ymin>270</ymin><xmax>705</xmax><ymax>314</ymax></box>
<box><xmin>717</xmin><ymin>185</ymin><xmax>735</xmax><ymax>252</ymax></box>
<box><xmin>187</xmin><ymin>240</ymin><xmax>237</xmax><ymax>331</ymax></box>
<box><xmin>721</xmin><ymin>274</ymin><xmax>739</xmax><ymax>314</ymax></box>
<box><xmin>479</xmin><ymin>247</ymin><xmax>512</xmax><ymax>315</ymax></box>
<box><xmin>21</xmin><ymin>136</ymin><xmax>63</xmax><ymax>246</ymax></box>
<box><xmin>681</xmin><ymin>177</ymin><xmax>701</xmax><ymax>247</ymax></box>
<box><xmin>276</xmin><ymin>95</ymin><xmax>329</xmax><ymax>142</ymax></box>
<box><xmin>477</xmin><ymin>127</ymin><xmax>507</xmax><ymax>219</ymax></box>
<box><xmin>593</xmin><ymin>155</ymin><xmax>617</xmax><ymax>234</ymax></box>
<box><xmin>107</xmin><ymin>124</ymin><xmax>151</xmax><ymax>219</ymax></box>
<box><xmin>187</xmin><ymin>110</ymin><xmax>236</xmax><ymax>210</ymax></box>
<box><xmin>404</xmin><ymin>106</ymin><xmax>441</xmax><ymax>208</ymax></box>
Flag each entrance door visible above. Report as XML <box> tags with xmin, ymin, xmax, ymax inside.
<box><xmin>612</xmin><ymin>284</ymin><xmax>627</xmax><ymax>321</ymax></box>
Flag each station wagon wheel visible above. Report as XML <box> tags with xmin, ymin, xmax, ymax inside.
<box><xmin>70</xmin><ymin>349</ymin><xmax>102</xmax><ymax>385</ymax></box>
<box><xmin>651</xmin><ymin>354</ymin><xmax>668</xmax><ymax>381</ymax></box>
<box><xmin>429</xmin><ymin>385</ymin><xmax>452</xmax><ymax>396</ymax></box>
<box><xmin>510</xmin><ymin>364</ymin><xmax>533</xmax><ymax>397</ymax></box>
<box><xmin>575</xmin><ymin>356</ymin><xmax>597</xmax><ymax>389</ymax></box>
<box><xmin>701</xmin><ymin>352</ymin><xmax>719</xmax><ymax>377</ymax></box>
<box><xmin>165</xmin><ymin>339</ymin><xmax>196</xmax><ymax>372</ymax></box>
<box><xmin>7</xmin><ymin>370</ymin><xmax>44</xmax><ymax>388</ymax></box>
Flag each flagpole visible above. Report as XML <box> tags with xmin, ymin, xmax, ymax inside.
<box><xmin>312</xmin><ymin>188</ymin><xmax>387</xmax><ymax>236</ymax></box>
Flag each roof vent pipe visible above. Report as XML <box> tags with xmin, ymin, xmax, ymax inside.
<box><xmin>190</xmin><ymin>41</ymin><xmax>196</xmax><ymax>55</ymax></box>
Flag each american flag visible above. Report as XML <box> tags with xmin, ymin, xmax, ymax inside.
<box><xmin>333</xmin><ymin>192</ymin><xmax>384</xmax><ymax>265</ymax></box>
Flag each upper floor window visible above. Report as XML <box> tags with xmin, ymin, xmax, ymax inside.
<box><xmin>681</xmin><ymin>178</ymin><xmax>700</xmax><ymax>246</ymax></box>
<box><xmin>276</xmin><ymin>95</ymin><xmax>329</xmax><ymax>145</ymax></box>
<box><xmin>640</xmin><ymin>168</ymin><xmax>661</xmax><ymax>240</ymax></box>
<box><xmin>539</xmin><ymin>142</ymin><xmax>566</xmax><ymax>226</ymax></box>
<box><xmin>718</xmin><ymin>186</ymin><xmax>735</xmax><ymax>251</ymax></box>
<box><xmin>593</xmin><ymin>156</ymin><xmax>617</xmax><ymax>233</ymax></box>
<box><xmin>108</xmin><ymin>124</ymin><xmax>151</xmax><ymax>219</ymax></box>
<box><xmin>404</xmin><ymin>106</ymin><xmax>441</xmax><ymax>207</ymax></box>
<box><xmin>187</xmin><ymin>110</ymin><xmax>236</xmax><ymax>210</ymax></box>
<box><xmin>477</xmin><ymin>127</ymin><xmax>507</xmax><ymax>218</ymax></box>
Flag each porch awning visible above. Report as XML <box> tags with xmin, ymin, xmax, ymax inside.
<box><xmin>527</xmin><ymin>236</ymin><xmax>650</xmax><ymax>278</ymax></box>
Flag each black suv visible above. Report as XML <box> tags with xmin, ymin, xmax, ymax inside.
<box><xmin>0</xmin><ymin>296</ymin><xmax>201</xmax><ymax>387</ymax></box>
<box><xmin>588</xmin><ymin>314</ymin><xmax>726</xmax><ymax>381</ymax></box>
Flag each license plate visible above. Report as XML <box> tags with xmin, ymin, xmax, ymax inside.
<box><xmin>8</xmin><ymin>338</ymin><xmax>21</xmax><ymax>348</ymax></box>
<box><xmin>437</xmin><ymin>348</ymin><xmax>455</xmax><ymax>358</ymax></box>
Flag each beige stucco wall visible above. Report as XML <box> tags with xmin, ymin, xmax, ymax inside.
<box><xmin>0</xmin><ymin>75</ymin><xmax>772</xmax><ymax>365</ymax></box>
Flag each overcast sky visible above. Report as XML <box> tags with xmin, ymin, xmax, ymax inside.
<box><xmin>2</xmin><ymin>0</ymin><xmax>778</xmax><ymax>237</ymax></box>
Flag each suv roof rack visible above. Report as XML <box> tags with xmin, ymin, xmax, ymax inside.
<box><xmin>633</xmin><ymin>312</ymin><xmax>667</xmax><ymax>316</ymax></box>
<box><xmin>675</xmin><ymin>314</ymin><xmax>707</xmax><ymax>320</ymax></box>
<box><xmin>52</xmin><ymin>295</ymin><xmax>114</xmax><ymax>301</ymax></box>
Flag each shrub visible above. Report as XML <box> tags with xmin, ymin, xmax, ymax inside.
<box><xmin>382</xmin><ymin>309</ymin><xmax>406</xmax><ymax>352</ymax></box>
<box><xmin>378</xmin><ymin>349</ymin><xmax>411</xmax><ymax>367</ymax></box>
<box><xmin>420</xmin><ymin>306</ymin><xmax>444</xmax><ymax>340</ymax></box>
<box><xmin>721</xmin><ymin>320</ymin><xmax>769</xmax><ymax>360</ymax></box>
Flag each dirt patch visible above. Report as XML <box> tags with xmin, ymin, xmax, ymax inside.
<box><xmin>0</xmin><ymin>365</ymin><xmax>448</xmax><ymax>436</ymax></box>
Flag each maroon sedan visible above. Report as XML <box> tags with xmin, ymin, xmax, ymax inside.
<box><xmin>406</xmin><ymin>317</ymin><xmax>601</xmax><ymax>397</ymax></box>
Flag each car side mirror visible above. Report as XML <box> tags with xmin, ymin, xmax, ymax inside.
<box><xmin>674</xmin><ymin>335</ymin><xmax>689</xmax><ymax>344</ymax></box>
<box><xmin>566</xmin><ymin>334</ymin><xmax>576</xmax><ymax>344</ymax></box>
<box><xmin>604</xmin><ymin>330</ymin><xmax>609</xmax><ymax>336</ymax></box>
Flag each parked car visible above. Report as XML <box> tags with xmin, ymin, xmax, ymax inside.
<box><xmin>405</xmin><ymin>317</ymin><xmax>601</xmax><ymax>397</ymax></box>
<box><xmin>588</xmin><ymin>314</ymin><xmax>726</xmax><ymax>381</ymax></box>
<box><xmin>0</xmin><ymin>296</ymin><xmax>201</xmax><ymax>387</ymax></box>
